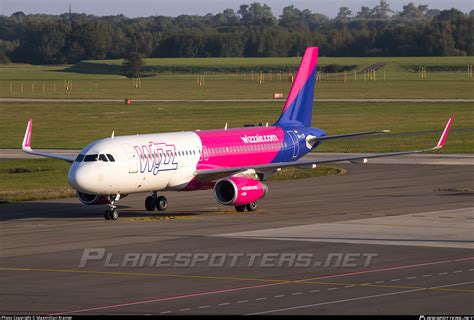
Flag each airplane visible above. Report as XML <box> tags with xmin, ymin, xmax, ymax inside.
<box><xmin>21</xmin><ymin>47</ymin><xmax>453</xmax><ymax>221</ymax></box>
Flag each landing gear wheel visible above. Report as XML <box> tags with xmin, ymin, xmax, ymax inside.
<box><xmin>145</xmin><ymin>196</ymin><xmax>156</xmax><ymax>211</ymax></box>
<box><xmin>104</xmin><ymin>194</ymin><xmax>121</xmax><ymax>221</ymax></box>
<box><xmin>246</xmin><ymin>202</ymin><xmax>258</xmax><ymax>211</ymax></box>
<box><xmin>110</xmin><ymin>209</ymin><xmax>119</xmax><ymax>220</ymax></box>
<box><xmin>156</xmin><ymin>196</ymin><xmax>168</xmax><ymax>211</ymax></box>
<box><xmin>104</xmin><ymin>208</ymin><xmax>119</xmax><ymax>220</ymax></box>
<box><xmin>235</xmin><ymin>205</ymin><xmax>246</xmax><ymax>212</ymax></box>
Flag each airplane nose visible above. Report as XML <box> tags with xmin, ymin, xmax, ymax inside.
<box><xmin>68</xmin><ymin>165</ymin><xmax>96</xmax><ymax>193</ymax></box>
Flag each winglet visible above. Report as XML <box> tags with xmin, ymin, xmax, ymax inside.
<box><xmin>22</xmin><ymin>118</ymin><xmax>33</xmax><ymax>151</ymax></box>
<box><xmin>434</xmin><ymin>115</ymin><xmax>454</xmax><ymax>149</ymax></box>
<box><xmin>19</xmin><ymin>118</ymin><xmax>75</xmax><ymax>162</ymax></box>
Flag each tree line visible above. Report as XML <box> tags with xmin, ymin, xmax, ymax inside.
<box><xmin>0</xmin><ymin>1</ymin><xmax>472</xmax><ymax>65</ymax></box>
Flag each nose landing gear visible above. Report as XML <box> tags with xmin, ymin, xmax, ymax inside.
<box><xmin>104</xmin><ymin>194</ymin><xmax>120</xmax><ymax>220</ymax></box>
<box><xmin>145</xmin><ymin>192</ymin><xmax>168</xmax><ymax>212</ymax></box>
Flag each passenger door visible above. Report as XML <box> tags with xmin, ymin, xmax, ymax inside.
<box><xmin>121</xmin><ymin>143</ymin><xmax>138</xmax><ymax>173</ymax></box>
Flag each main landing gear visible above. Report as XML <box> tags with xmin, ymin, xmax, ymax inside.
<box><xmin>235</xmin><ymin>202</ymin><xmax>258</xmax><ymax>212</ymax></box>
<box><xmin>104</xmin><ymin>194</ymin><xmax>120</xmax><ymax>221</ymax></box>
<box><xmin>145</xmin><ymin>192</ymin><xmax>168</xmax><ymax>212</ymax></box>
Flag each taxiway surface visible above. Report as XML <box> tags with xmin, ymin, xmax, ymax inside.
<box><xmin>0</xmin><ymin>162</ymin><xmax>473</xmax><ymax>315</ymax></box>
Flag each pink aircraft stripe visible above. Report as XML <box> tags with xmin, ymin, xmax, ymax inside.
<box><xmin>195</xmin><ymin>126</ymin><xmax>284</xmax><ymax>170</ymax></box>
<box><xmin>282</xmin><ymin>47</ymin><xmax>319</xmax><ymax>113</ymax></box>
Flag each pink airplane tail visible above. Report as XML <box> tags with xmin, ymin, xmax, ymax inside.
<box><xmin>274</xmin><ymin>47</ymin><xmax>319</xmax><ymax>128</ymax></box>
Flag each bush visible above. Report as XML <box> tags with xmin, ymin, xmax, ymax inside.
<box><xmin>123</xmin><ymin>52</ymin><xmax>145</xmax><ymax>78</ymax></box>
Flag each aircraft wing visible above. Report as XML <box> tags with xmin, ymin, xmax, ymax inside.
<box><xmin>194</xmin><ymin>116</ymin><xmax>453</xmax><ymax>183</ymax></box>
<box><xmin>307</xmin><ymin>129</ymin><xmax>389</xmax><ymax>143</ymax></box>
<box><xmin>21</xmin><ymin>118</ymin><xmax>76</xmax><ymax>163</ymax></box>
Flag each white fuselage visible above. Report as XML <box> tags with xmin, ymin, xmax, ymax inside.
<box><xmin>68</xmin><ymin>132</ymin><xmax>202</xmax><ymax>195</ymax></box>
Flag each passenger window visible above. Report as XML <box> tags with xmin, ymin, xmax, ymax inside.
<box><xmin>75</xmin><ymin>154</ymin><xmax>85</xmax><ymax>162</ymax></box>
<box><xmin>98</xmin><ymin>154</ymin><xmax>108</xmax><ymax>162</ymax></box>
<box><xmin>84</xmin><ymin>154</ymin><xmax>98</xmax><ymax>162</ymax></box>
<box><xmin>106</xmin><ymin>154</ymin><xmax>115</xmax><ymax>162</ymax></box>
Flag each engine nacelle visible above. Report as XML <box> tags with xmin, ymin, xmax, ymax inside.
<box><xmin>77</xmin><ymin>191</ymin><xmax>109</xmax><ymax>205</ymax></box>
<box><xmin>214</xmin><ymin>177</ymin><xmax>268</xmax><ymax>206</ymax></box>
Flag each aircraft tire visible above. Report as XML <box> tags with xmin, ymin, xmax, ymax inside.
<box><xmin>246</xmin><ymin>202</ymin><xmax>258</xmax><ymax>211</ymax></box>
<box><xmin>156</xmin><ymin>196</ymin><xmax>168</xmax><ymax>211</ymax></box>
<box><xmin>145</xmin><ymin>196</ymin><xmax>156</xmax><ymax>211</ymax></box>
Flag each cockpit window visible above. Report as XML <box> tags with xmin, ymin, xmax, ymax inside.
<box><xmin>84</xmin><ymin>154</ymin><xmax>98</xmax><ymax>162</ymax></box>
<box><xmin>75</xmin><ymin>153</ymin><xmax>115</xmax><ymax>162</ymax></box>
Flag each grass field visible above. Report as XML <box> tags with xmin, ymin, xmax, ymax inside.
<box><xmin>0</xmin><ymin>56</ymin><xmax>472</xmax><ymax>100</ymax></box>
<box><xmin>269</xmin><ymin>166</ymin><xmax>344</xmax><ymax>181</ymax></box>
<box><xmin>0</xmin><ymin>159</ymin><xmax>75</xmax><ymax>203</ymax></box>
<box><xmin>0</xmin><ymin>64</ymin><xmax>122</xmax><ymax>80</ymax></box>
<box><xmin>75</xmin><ymin>56</ymin><xmax>474</xmax><ymax>77</ymax></box>
<box><xmin>0</xmin><ymin>79</ymin><xmax>473</xmax><ymax>99</ymax></box>
<box><xmin>1</xmin><ymin>101</ymin><xmax>472</xmax><ymax>153</ymax></box>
